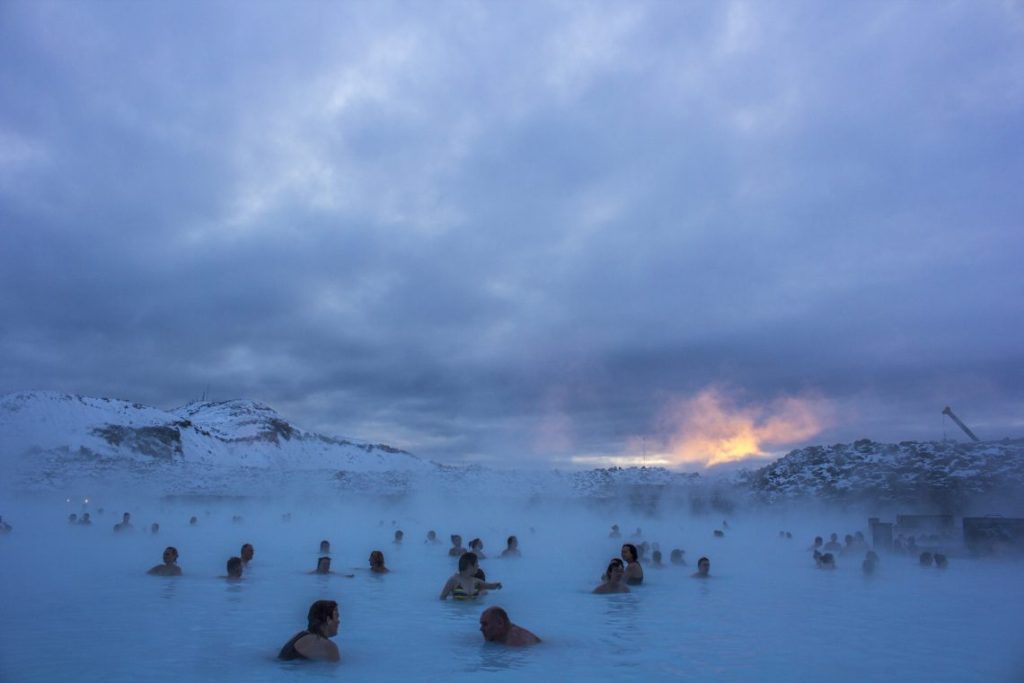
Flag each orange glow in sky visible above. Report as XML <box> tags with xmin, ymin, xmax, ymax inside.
<box><xmin>661</xmin><ymin>387</ymin><xmax>831</xmax><ymax>468</ymax></box>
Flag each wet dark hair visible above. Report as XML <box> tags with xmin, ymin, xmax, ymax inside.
<box><xmin>506</xmin><ymin>535</ymin><xmax>517</xmax><ymax>547</ymax></box>
<box><xmin>320</xmin><ymin>540</ymin><xmax>330</xmax><ymax>551</ymax></box>
<box><xmin>369</xmin><ymin>550</ymin><xmax>385</xmax><ymax>567</ymax></box>
<box><xmin>622</xmin><ymin>543</ymin><xmax>638</xmax><ymax>562</ymax></box>
<box><xmin>307</xmin><ymin>599</ymin><xmax>338</xmax><ymax>636</ymax></box>
<box><xmin>606</xmin><ymin>559</ymin><xmax>624</xmax><ymax>578</ymax></box>
<box><xmin>226</xmin><ymin>556</ymin><xmax>243</xmax><ymax>575</ymax></box>
<box><xmin>469</xmin><ymin>538</ymin><xmax>482</xmax><ymax>549</ymax></box>
<box><xmin>451</xmin><ymin>534</ymin><xmax>462</xmax><ymax>544</ymax></box>
<box><xmin>241</xmin><ymin>543</ymin><xmax>253</xmax><ymax>555</ymax></box>
<box><xmin>164</xmin><ymin>546</ymin><xmax>178</xmax><ymax>559</ymax></box>
<box><xmin>698</xmin><ymin>556</ymin><xmax>710</xmax><ymax>566</ymax></box>
<box><xmin>316</xmin><ymin>556</ymin><xmax>331</xmax><ymax>572</ymax></box>
<box><xmin>458</xmin><ymin>552</ymin><xmax>479</xmax><ymax>573</ymax></box>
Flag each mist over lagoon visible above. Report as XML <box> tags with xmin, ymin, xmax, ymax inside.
<box><xmin>2</xmin><ymin>491</ymin><xmax>1023</xmax><ymax>682</ymax></box>
<box><xmin>3</xmin><ymin>0</ymin><xmax>1024</xmax><ymax>681</ymax></box>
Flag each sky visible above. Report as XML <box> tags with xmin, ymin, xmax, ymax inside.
<box><xmin>1</xmin><ymin>0</ymin><xmax>1022</xmax><ymax>469</ymax></box>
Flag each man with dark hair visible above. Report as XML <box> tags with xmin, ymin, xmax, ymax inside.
<box><xmin>692</xmin><ymin>556</ymin><xmax>711</xmax><ymax>578</ymax></box>
<box><xmin>479</xmin><ymin>606</ymin><xmax>540</xmax><ymax>646</ymax></box>
<box><xmin>114</xmin><ymin>512</ymin><xmax>133</xmax><ymax>532</ymax></box>
<box><xmin>278</xmin><ymin>599</ymin><xmax>341</xmax><ymax>662</ymax></box>
<box><xmin>148</xmin><ymin>546</ymin><xmax>182</xmax><ymax>576</ymax></box>
<box><xmin>240</xmin><ymin>543</ymin><xmax>254</xmax><ymax>566</ymax></box>
<box><xmin>226</xmin><ymin>556</ymin><xmax>243</xmax><ymax>579</ymax></box>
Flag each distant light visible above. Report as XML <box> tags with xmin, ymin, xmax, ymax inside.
<box><xmin>84</xmin><ymin>498</ymin><xmax>90</xmax><ymax>504</ymax></box>
<box><xmin>66</xmin><ymin>498</ymin><xmax>71</xmax><ymax>503</ymax></box>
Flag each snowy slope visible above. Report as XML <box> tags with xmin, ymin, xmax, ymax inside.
<box><xmin>0</xmin><ymin>392</ymin><xmax>428</xmax><ymax>494</ymax></box>
<box><xmin>3</xmin><ymin>392</ymin><xmax>1021</xmax><ymax>506</ymax></box>
<box><xmin>748</xmin><ymin>438</ymin><xmax>1024</xmax><ymax>505</ymax></box>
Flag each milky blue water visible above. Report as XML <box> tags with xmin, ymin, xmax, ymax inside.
<box><xmin>1</xmin><ymin>496</ymin><xmax>1022</xmax><ymax>682</ymax></box>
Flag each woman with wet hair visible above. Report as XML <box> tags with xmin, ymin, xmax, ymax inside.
<box><xmin>621</xmin><ymin>544</ymin><xmax>644</xmax><ymax>585</ymax></box>
<box><xmin>439</xmin><ymin>552</ymin><xmax>502</xmax><ymax>600</ymax></box>
<box><xmin>594</xmin><ymin>559</ymin><xmax>630</xmax><ymax>594</ymax></box>
<box><xmin>278</xmin><ymin>599</ymin><xmax>341</xmax><ymax>662</ymax></box>
<box><xmin>369</xmin><ymin>550</ymin><xmax>389</xmax><ymax>574</ymax></box>
<box><xmin>469</xmin><ymin>538</ymin><xmax>486</xmax><ymax>558</ymax></box>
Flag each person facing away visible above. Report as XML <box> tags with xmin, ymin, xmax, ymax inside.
<box><xmin>440</xmin><ymin>552</ymin><xmax>502</xmax><ymax>600</ymax></box>
<box><xmin>240</xmin><ymin>543</ymin><xmax>254</xmax><ymax>567</ymax></box>
<box><xmin>621</xmin><ymin>543</ymin><xmax>644</xmax><ymax>585</ymax></box>
<box><xmin>448</xmin><ymin>534</ymin><xmax>465</xmax><ymax>557</ymax></box>
<box><xmin>78</xmin><ymin>512</ymin><xmax>92</xmax><ymax>525</ymax></box>
<box><xmin>226</xmin><ymin>556</ymin><xmax>243</xmax><ymax>579</ymax></box>
<box><xmin>148</xmin><ymin>546</ymin><xmax>183</xmax><ymax>576</ymax></box>
<box><xmin>278</xmin><ymin>599</ymin><xmax>341</xmax><ymax>662</ymax></box>
<box><xmin>369</xmin><ymin>550</ymin><xmax>389</xmax><ymax>574</ymax></box>
<box><xmin>500</xmin><ymin>535</ymin><xmax>521</xmax><ymax>558</ymax></box>
<box><xmin>609</xmin><ymin>524</ymin><xmax>621</xmax><ymax>538</ymax></box>
<box><xmin>670</xmin><ymin>548</ymin><xmax>687</xmax><ymax>566</ymax></box>
<box><xmin>651</xmin><ymin>549</ymin><xmax>664</xmax><ymax>567</ymax></box>
<box><xmin>692</xmin><ymin>556</ymin><xmax>711</xmax><ymax>578</ymax></box>
<box><xmin>393</xmin><ymin>530</ymin><xmax>403</xmax><ymax>544</ymax></box>
<box><xmin>479</xmin><ymin>606</ymin><xmax>541</xmax><ymax>646</ymax></box>
<box><xmin>68</xmin><ymin>513</ymin><xmax>78</xmax><ymax>524</ymax></box>
<box><xmin>594</xmin><ymin>559</ymin><xmax>630</xmax><ymax>594</ymax></box>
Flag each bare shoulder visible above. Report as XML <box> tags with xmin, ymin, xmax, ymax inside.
<box><xmin>294</xmin><ymin>634</ymin><xmax>341</xmax><ymax>663</ymax></box>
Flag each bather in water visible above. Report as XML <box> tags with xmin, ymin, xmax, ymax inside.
<box><xmin>278</xmin><ymin>599</ymin><xmax>341</xmax><ymax>662</ymax></box>
<box><xmin>147</xmin><ymin>546</ymin><xmax>182</xmax><ymax>576</ymax></box>
<box><xmin>500</xmin><ymin>535</ymin><xmax>521</xmax><ymax>558</ymax></box>
<box><xmin>479</xmin><ymin>606</ymin><xmax>541</xmax><ymax>646</ymax></box>
<box><xmin>439</xmin><ymin>552</ymin><xmax>501</xmax><ymax>600</ymax></box>
<box><xmin>369</xmin><ymin>550</ymin><xmax>389</xmax><ymax>574</ymax></box>
<box><xmin>594</xmin><ymin>559</ymin><xmax>630</xmax><ymax>594</ymax></box>
<box><xmin>692</xmin><ymin>556</ymin><xmax>711</xmax><ymax>578</ymax></box>
<box><xmin>621</xmin><ymin>544</ymin><xmax>644</xmax><ymax>585</ymax></box>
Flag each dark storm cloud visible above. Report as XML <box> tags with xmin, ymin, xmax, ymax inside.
<box><xmin>1</xmin><ymin>0</ymin><xmax>1022</xmax><ymax>464</ymax></box>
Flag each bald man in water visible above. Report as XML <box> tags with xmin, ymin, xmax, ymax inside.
<box><xmin>479</xmin><ymin>607</ymin><xmax>540</xmax><ymax>646</ymax></box>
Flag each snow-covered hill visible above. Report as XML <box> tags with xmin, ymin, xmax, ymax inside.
<box><xmin>0</xmin><ymin>392</ymin><xmax>427</xmax><ymax>494</ymax></box>
<box><xmin>2</xmin><ymin>392</ymin><xmax>1021</xmax><ymax>508</ymax></box>
<box><xmin>748</xmin><ymin>438</ymin><xmax>1024</xmax><ymax>506</ymax></box>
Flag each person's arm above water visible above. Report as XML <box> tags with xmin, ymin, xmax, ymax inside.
<box><xmin>439</xmin><ymin>576</ymin><xmax>456</xmax><ymax>600</ymax></box>
<box><xmin>479</xmin><ymin>580</ymin><xmax>502</xmax><ymax>591</ymax></box>
<box><xmin>293</xmin><ymin>634</ymin><xmax>341</xmax><ymax>662</ymax></box>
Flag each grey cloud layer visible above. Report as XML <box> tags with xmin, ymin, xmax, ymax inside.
<box><xmin>2</xmin><ymin>1</ymin><xmax>1022</xmax><ymax>462</ymax></box>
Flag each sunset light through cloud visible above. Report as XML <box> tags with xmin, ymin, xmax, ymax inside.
<box><xmin>660</xmin><ymin>387</ymin><xmax>833</xmax><ymax>468</ymax></box>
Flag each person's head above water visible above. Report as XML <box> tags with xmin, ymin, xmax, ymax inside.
<box><xmin>469</xmin><ymin>538</ymin><xmax>483</xmax><ymax>551</ymax></box>
<box><xmin>694</xmin><ymin>556</ymin><xmax>711</xmax><ymax>577</ymax></box>
<box><xmin>123</xmin><ymin>512</ymin><xmax>131</xmax><ymax>523</ymax></box>
<box><xmin>670</xmin><ymin>549</ymin><xmax>685</xmax><ymax>564</ymax></box>
<box><xmin>226</xmin><ymin>556</ymin><xmax>243</xmax><ymax>578</ymax></box>
<box><xmin>189</xmin><ymin>516</ymin><xmax>198</xmax><ymax>526</ymax></box>
<box><xmin>240</xmin><ymin>543</ymin><xmax>254</xmax><ymax>563</ymax></box>
<box><xmin>163</xmin><ymin>546</ymin><xmax>179</xmax><ymax>564</ymax></box>
<box><xmin>451</xmin><ymin>534</ymin><xmax>462</xmax><ymax>546</ymax></box>
<box><xmin>314</xmin><ymin>556</ymin><xmax>332</xmax><ymax>574</ymax></box>
<box><xmin>652</xmin><ymin>549</ymin><xmax>663</xmax><ymax>565</ymax></box>
<box><xmin>394</xmin><ymin>530</ymin><xmax>403</xmax><ymax>542</ymax></box>
<box><xmin>369</xmin><ymin>550</ymin><xmax>387</xmax><ymax>572</ymax></box>
<box><xmin>68</xmin><ymin>513</ymin><xmax>77</xmax><ymax>523</ymax></box>
<box><xmin>320</xmin><ymin>540</ymin><xmax>331</xmax><ymax>554</ymax></box>
<box><xmin>621</xmin><ymin>543</ymin><xmax>638</xmax><ymax>563</ymax></box>
<box><xmin>479</xmin><ymin>606</ymin><xmax>540</xmax><ymax>646</ymax></box>
<box><xmin>458</xmin><ymin>552</ymin><xmax>479</xmax><ymax>574</ymax></box>
<box><xmin>307</xmin><ymin>599</ymin><xmax>340</xmax><ymax>638</ymax></box>
<box><xmin>427</xmin><ymin>530</ymin><xmax>437</xmax><ymax>542</ymax></box>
